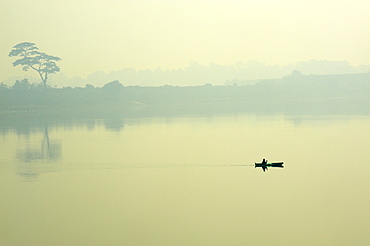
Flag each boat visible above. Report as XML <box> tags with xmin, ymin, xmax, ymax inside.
<box><xmin>255</xmin><ymin>159</ymin><xmax>284</xmax><ymax>172</ymax></box>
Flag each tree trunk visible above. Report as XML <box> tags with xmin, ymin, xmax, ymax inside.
<box><xmin>38</xmin><ymin>71</ymin><xmax>47</xmax><ymax>88</ymax></box>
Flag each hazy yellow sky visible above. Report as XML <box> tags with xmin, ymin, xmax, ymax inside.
<box><xmin>1</xmin><ymin>0</ymin><xmax>370</xmax><ymax>80</ymax></box>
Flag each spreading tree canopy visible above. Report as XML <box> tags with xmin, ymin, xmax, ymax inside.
<box><xmin>9</xmin><ymin>42</ymin><xmax>61</xmax><ymax>88</ymax></box>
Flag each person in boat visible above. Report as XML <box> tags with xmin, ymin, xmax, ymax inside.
<box><xmin>262</xmin><ymin>159</ymin><xmax>267</xmax><ymax>164</ymax></box>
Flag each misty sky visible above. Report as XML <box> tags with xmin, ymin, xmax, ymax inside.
<box><xmin>1</xmin><ymin>0</ymin><xmax>370</xmax><ymax>81</ymax></box>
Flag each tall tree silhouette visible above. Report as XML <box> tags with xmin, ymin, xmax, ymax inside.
<box><xmin>9</xmin><ymin>42</ymin><xmax>61</xmax><ymax>88</ymax></box>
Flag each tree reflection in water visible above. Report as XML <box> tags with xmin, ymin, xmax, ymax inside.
<box><xmin>16</xmin><ymin>126</ymin><xmax>62</xmax><ymax>180</ymax></box>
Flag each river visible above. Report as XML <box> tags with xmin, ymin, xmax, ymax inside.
<box><xmin>1</xmin><ymin>113</ymin><xmax>369</xmax><ymax>245</ymax></box>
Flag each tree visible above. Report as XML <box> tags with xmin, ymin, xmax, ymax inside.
<box><xmin>0</xmin><ymin>82</ymin><xmax>8</xmax><ymax>90</ymax></box>
<box><xmin>12</xmin><ymin>79</ymin><xmax>31</xmax><ymax>90</ymax></box>
<box><xmin>9</xmin><ymin>42</ymin><xmax>61</xmax><ymax>88</ymax></box>
<box><xmin>102</xmin><ymin>80</ymin><xmax>124</xmax><ymax>102</ymax></box>
<box><xmin>102</xmin><ymin>80</ymin><xmax>124</xmax><ymax>90</ymax></box>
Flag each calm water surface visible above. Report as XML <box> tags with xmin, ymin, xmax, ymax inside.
<box><xmin>1</xmin><ymin>114</ymin><xmax>370</xmax><ymax>246</ymax></box>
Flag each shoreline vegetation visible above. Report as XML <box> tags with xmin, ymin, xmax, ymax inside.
<box><xmin>1</xmin><ymin>72</ymin><xmax>369</xmax><ymax>118</ymax></box>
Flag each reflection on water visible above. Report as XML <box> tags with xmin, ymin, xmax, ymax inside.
<box><xmin>14</xmin><ymin>126</ymin><xmax>62</xmax><ymax>180</ymax></box>
<box><xmin>1</xmin><ymin>113</ymin><xmax>370</xmax><ymax>245</ymax></box>
<box><xmin>104</xmin><ymin>117</ymin><xmax>125</xmax><ymax>132</ymax></box>
<box><xmin>16</xmin><ymin>127</ymin><xmax>62</xmax><ymax>162</ymax></box>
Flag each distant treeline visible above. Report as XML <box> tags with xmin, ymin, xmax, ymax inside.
<box><xmin>1</xmin><ymin>72</ymin><xmax>369</xmax><ymax>116</ymax></box>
